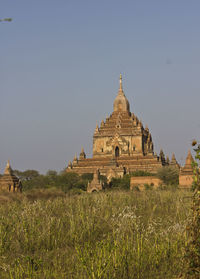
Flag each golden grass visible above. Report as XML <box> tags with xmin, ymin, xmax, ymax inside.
<box><xmin>0</xmin><ymin>189</ymin><xmax>192</xmax><ymax>278</ymax></box>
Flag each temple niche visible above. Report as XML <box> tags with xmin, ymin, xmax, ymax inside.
<box><xmin>66</xmin><ymin>75</ymin><xmax>164</xmax><ymax>179</ymax></box>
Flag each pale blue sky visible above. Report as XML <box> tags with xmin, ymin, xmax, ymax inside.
<box><xmin>1</xmin><ymin>0</ymin><xmax>200</xmax><ymax>173</ymax></box>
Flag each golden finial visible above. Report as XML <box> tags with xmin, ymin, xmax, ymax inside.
<box><xmin>119</xmin><ymin>73</ymin><xmax>123</xmax><ymax>91</ymax></box>
<box><xmin>95</xmin><ymin>122</ymin><xmax>99</xmax><ymax>132</ymax></box>
<box><xmin>74</xmin><ymin>154</ymin><xmax>77</xmax><ymax>160</ymax></box>
<box><xmin>4</xmin><ymin>160</ymin><xmax>11</xmax><ymax>175</ymax></box>
<box><xmin>6</xmin><ymin>160</ymin><xmax>10</xmax><ymax>168</ymax></box>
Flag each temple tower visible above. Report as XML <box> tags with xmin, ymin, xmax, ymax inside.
<box><xmin>66</xmin><ymin>75</ymin><xmax>164</xmax><ymax>178</ymax></box>
<box><xmin>179</xmin><ymin>150</ymin><xmax>194</xmax><ymax>188</ymax></box>
<box><xmin>0</xmin><ymin>161</ymin><xmax>22</xmax><ymax>192</ymax></box>
<box><xmin>93</xmin><ymin>75</ymin><xmax>154</xmax><ymax>158</ymax></box>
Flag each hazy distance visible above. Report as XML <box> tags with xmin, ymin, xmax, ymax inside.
<box><xmin>1</xmin><ymin>0</ymin><xmax>200</xmax><ymax>173</ymax></box>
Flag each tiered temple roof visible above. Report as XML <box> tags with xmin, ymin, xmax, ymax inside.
<box><xmin>170</xmin><ymin>153</ymin><xmax>180</xmax><ymax>169</ymax></box>
<box><xmin>180</xmin><ymin>150</ymin><xmax>194</xmax><ymax>175</ymax></box>
<box><xmin>66</xmin><ymin>75</ymin><xmax>165</xmax><ymax>178</ymax></box>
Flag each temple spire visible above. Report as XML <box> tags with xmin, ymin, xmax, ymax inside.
<box><xmin>119</xmin><ymin>73</ymin><xmax>123</xmax><ymax>91</ymax></box>
<box><xmin>114</xmin><ymin>74</ymin><xmax>130</xmax><ymax>112</ymax></box>
<box><xmin>6</xmin><ymin>160</ymin><xmax>10</xmax><ymax>168</ymax></box>
<box><xmin>4</xmin><ymin>160</ymin><xmax>12</xmax><ymax>175</ymax></box>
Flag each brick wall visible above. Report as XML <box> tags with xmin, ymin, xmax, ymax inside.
<box><xmin>130</xmin><ymin>176</ymin><xmax>162</xmax><ymax>190</ymax></box>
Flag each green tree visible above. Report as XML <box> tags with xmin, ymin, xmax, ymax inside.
<box><xmin>110</xmin><ymin>174</ymin><xmax>130</xmax><ymax>189</ymax></box>
<box><xmin>23</xmin><ymin>170</ymin><xmax>40</xmax><ymax>180</ymax></box>
<box><xmin>46</xmin><ymin>170</ymin><xmax>57</xmax><ymax>177</ymax></box>
<box><xmin>13</xmin><ymin>169</ymin><xmax>40</xmax><ymax>181</ymax></box>
<box><xmin>157</xmin><ymin>166</ymin><xmax>179</xmax><ymax>185</ymax></box>
<box><xmin>185</xmin><ymin>142</ymin><xmax>200</xmax><ymax>278</ymax></box>
<box><xmin>81</xmin><ymin>173</ymin><xmax>93</xmax><ymax>181</ymax></box>
<box><xmin>131</xmin><ymin>170</ymin><xmax>154</xmax><ymax>177</ymax></box>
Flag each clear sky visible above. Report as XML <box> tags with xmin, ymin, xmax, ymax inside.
<box><xmin>1</xmin><ymin>0</ymin><xmax>200</xmax><ymax>173</ymax></box>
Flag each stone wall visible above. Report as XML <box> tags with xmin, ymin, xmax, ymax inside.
<box><xmin>130</xmin><ymin>176</ymin><xmax>162</xmax><ymax>190</ymax></box>
<box><xmin>179</xmin><ymin>174</ymin><xmax>193</xmax><ymax>189</ymax></box>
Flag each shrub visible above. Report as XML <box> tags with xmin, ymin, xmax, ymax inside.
<box><xmin>130</xmin><ymin>170</ymin><xmax>154</xmax><ymax>177</ymax></box>
<box><xmin>22</xmin><ymin>171</ymin><xmax>87</xmax><ymax>192</ymax></box>
<box><xmin>110</xmin><ymin>174</ymin><xmax>130</xmax><ymax>189</ymax></box>
<box><xmin>144</xmin><ymin>183</ymin><xmax>154</xmax><ymax>190</ymax></box>
<box><xmin>156</xmin><ymin>166</ymin><xmax>179</xmax><ymax>185</ymax></box>
<box><xmin>185</xmin><ymin>143</ymin><xmax>200</xmax><ymax>278</ymax></box>
<box><xmin>81</xmin><ymin>173</ymin><xmax>93</xmax><ymax>181</ymax></box>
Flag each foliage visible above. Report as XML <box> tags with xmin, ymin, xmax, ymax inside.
<box><xmin>0</xmin><ymin>190</ymin><xmax>191</xmax><ymax>278</ymax></box>
<box><xmin>110</xmin><ymin>174</ymin><xmax>130</xmax><ymax>189</ymax></box>
<box><xmin>13</xmin><ymin>169</ymin><xmax>40</xmax><ymax>181</ymax></box>
<box><xmin>156</xmin><ymin>166</ymin><xmax>179</xmax><ymax>185</ymax></box>
<box><xmin>99</xmin><ymin>175</ymin><xmax>108</xmax><ymax>188</ymax></box>
<box><xmin>11</xmin><ymin>166</ymin><xmax>180</xmax><ymax>193</ymax></box>
<box><xmin>130</xmin><ymin>170</ymin><xmax>155</xmax><ymax>177</ymax></box>
<box><xmin>81</xmin><ymin>173</ymin><xmax>93</xmax><ymax>181</ymax></box>
<box><xmin>19</xmin><ymin>170</ymin><xmax>126</xmax><ymax>192</ymax></box>
<box><xmin>46</xmin><ymin>170</ymin><xmax>57</xmax><ymax>177</ymax></box>
<box><xmin>21</xmin><ymin>171</ymin><xmax>88</xmax><ymax>192</ymax></box>
<box><xmin>185</xmin><ymin>142</ymin><xmax>200</xmax><ymax>278</ymax></box>
<box><xmin>144</xmin><ymin>183</ymin><xmax>154</xmax><ymax>190</ymax></box>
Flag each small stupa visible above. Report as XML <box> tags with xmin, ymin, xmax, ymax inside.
<box><xmin>0</xmin><ymin>160</ymin><xmax>22</xmax><ymax>192</ymax></box>
<box><xmin>87</xmin><ymin>169</ymin><xmax>103</xmax><ymax>193</ymax></box>
<box><xmin>179</xmin><ymin>150</ymin><xmax>194</xmax><ymax>188</ymax></box>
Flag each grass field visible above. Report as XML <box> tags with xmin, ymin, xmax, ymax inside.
<box><xmin>0</xmin><ymin>189</ymin><xmax>192</xmax><ymax>279</ymax></box>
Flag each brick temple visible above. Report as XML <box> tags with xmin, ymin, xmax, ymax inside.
<box><xmin>179</xmin><ymin>150</ymin><xmax>194</xmax><ymax>188</ymax></box>
<box><xmin>66</xmin><ymin>75</ymin><xmax>165</xmax><ymax>180</ymax></box>
<box><xmin>0</xmin><ymin>160</ymin><xmax>22</xmax><ymax>192</ymax></box>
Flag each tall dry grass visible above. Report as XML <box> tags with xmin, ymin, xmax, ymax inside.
<box><xmin>0</xmin><ymin>189</ymin><xmax>191</xmax><ymax>278</ymax></box>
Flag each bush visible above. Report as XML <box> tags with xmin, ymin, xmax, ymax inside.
<box><xmin>22</xmin><ymin>171</ymin><xmax>88</xmax><ymax>192</ymax></box>
<box><xmin>144</xmin><ymin>183</ymin><xmax>154</xmax><ymax>190</ymax></box>
<box><xmin>130</xmin><ymin>170</ymin><xmax>154</xmax><ymax>177</ymax></box>
<box><xmin>81</xmin><ymin>173</ymin><xmax>93</xmax><ymax>181</ymax></box>
<box><xmin>156</xmin><ymin>166</ymin><xmax>179</xmax><ymax>185</ymax></box>
<box><xmin>110</xmin><ymin>174</ymin><xmax>130</xmax><ymax>189</ymax></box>
<box><xmin>185</xmin><ymin>143</ymin><xmax>200</xmax><ymax>278</ymax></box>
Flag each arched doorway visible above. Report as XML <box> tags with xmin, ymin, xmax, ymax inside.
<box><xmin>115</xmin><ymin>146</ymin><xmax>119</xmax><ymax>157</ymax></box>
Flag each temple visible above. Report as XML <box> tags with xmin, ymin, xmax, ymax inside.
<box><xmin>179</xmin><ymin>150</ymin><xmax>194</xmax><ymax>188</ymax></box>
<box><xmin>87</xmin><ymin>169</ymin><xmax>103</xmax><ymax>193</ymax></box>
<box><xmin>0</xmin><ymin>160</ymin><xmax>22</xmax><ymax>192</ymax></box>
<box><xmin>170</xmin><ymin>153</ymin><xmax>180</xmax><ymax>169</ymax></box>
<box><xmin>66</xmin><ymin>75</ymin><xmax>165</xmax><ymax>179</ymax></box>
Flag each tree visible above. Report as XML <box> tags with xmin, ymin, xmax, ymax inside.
<box><xmin>156</xmin><ymin>166</ymin><xmax>179</xmax><ymax>185</ymax></box>
<box><xmin>81</xmin><ymin>173</ymin><xmax>93</xmax><ymax>181</ymax></box>
<box><xmin>185</xmin><ymin>141</ymin><xmax>200</xmax><ymax>278</ymax></box>
<box><xmin>14</xmin><ymin>169</ymin><xmax>40</xmax><ymax>181</ymax></box>
<box><xmin>23</xmin><ymin>170</ymin><xmax>40</xmax><ymax>180</ymax></box>
<box><xmin>110</xmin><ymin>174</ymin><xmax>130</xmax><ymax>189</ymax></box>
<box><xmin>131</xmin><ymin>170</ymin><xmax>154</xmax><ymax>177</ymax></box>
<box><xmin>46</xmin><ymin>170</ymin><xmax>57</xmax><ymax>177</ymax></box>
